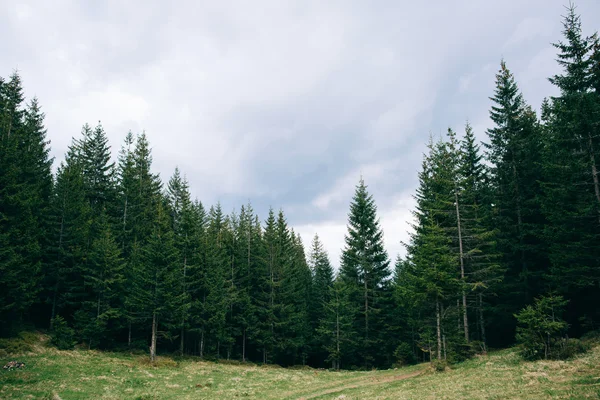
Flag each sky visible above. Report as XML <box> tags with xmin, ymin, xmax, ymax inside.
<box><xmin>2</xmin><ymin>0</ymin><xmax>599</xmax><ymax>268</ymax></box>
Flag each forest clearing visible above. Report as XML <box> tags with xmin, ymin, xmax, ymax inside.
<box><xmin>1</xmin><ymin>333</ymin><xmax>600</xmax><ymax>399</ymax></box>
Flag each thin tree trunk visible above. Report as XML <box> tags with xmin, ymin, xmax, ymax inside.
<box><xmin>122</xmin><ymin>196</ymin><xmax>128</xmax><ymax>250</ymax></box>
<box><xmin>436</xmin><ymin>298</ymin><xmax>442</xmax><ymax>360</ymax></box>
<box><xmin>200</xmin><ymin>330</ymin><xmax>204</xmax><ymax>358</ymax></box>
<box><xmin>443</xmin><ymin>334</ymin><xmax>447</xmax><ymax>361</ymax></box>
<box><xmin>242</xmin><ymin>328</ymin><xmax>246</xmax><ymax>362</ymax></box>
<box><xmin>150</xmin><ymin>312</ymin><xmax>157</xmax><ymax>362</ymax></box>
<box><xmin>478</xmin><ymin>293</ymin><xmax>487</xmax><ymax>353</ymax></box>
<box><xmin>512</xmin><ymin>160</ymin><xmax>527</xmax><ymax>300</ymax></box>
<box><xmin>336</xmin><ymin>299</ymin><xmax>340</xmax><ymax>371</ymax></box>
<box><xmin>180</xmin><ymin>255</ymin><xmax>187</xmax><ymax>356</ymax></box>
<box><xmin>97</xmin><ymin>294</ymin><xmax>101</xmax><ymax>319</ymax></box>
<box><xmin>50</xmin><ymin>283</ymin><xmax>58</xmax><ymax>330</ymax></box>
<box><xmin>364</xmin><ymin>276</ymin><xmax>369</xmax><ymax>367</ymax></box>
<box><xmin>128</xmin><ymin>321</ymin><xmax>132</xmax><ymax>348</ymax></box>
<box><xmin>50</xmin><ymin>200</ymin><xmax>67</xmax><ymax>329</ymax></box>
<box><xmin>455</xmin><ymin>190</ymin><xmax>469</xmax><ymax>342</ymax></box>
<box><xmin>588</xmin><ymin>134</ymin><xmax>600</xmax><ymax>223</ymax></box>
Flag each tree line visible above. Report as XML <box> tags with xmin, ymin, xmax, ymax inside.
<box><xmin>1</xmin><ymin>5</ymin><xmax>599</xmax><ymax>369</ymax></box>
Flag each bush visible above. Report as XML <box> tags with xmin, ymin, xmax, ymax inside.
<box><xmin>393</xmin><ymin>342</ymin><xmax>417</xmax><ymax>366</ymax></box>
<box><xmin>0</xmin><ymin>338</ymin><xmax>33</xmax><ymax>354</ymax></box>
<box><xmin>50</xmin><ymin>316</ymin><xmax>75</xmax><ymax>350</ymax></box>
<box><xmin>552</xmin><ymin>338</ymin><xmax>589</xmax><ymax>360</ymax></box>
<box><xmin>515</xmin><ymin>295</ymin><xmax>569</xmax><ymax>360</ymax></box>
<box><xmin>431</xmin><ymin>359</ymin><xmax>448</xmax><ymax>372</ymax></box>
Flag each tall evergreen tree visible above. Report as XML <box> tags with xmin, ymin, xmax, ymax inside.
<box><xmin>541</xmin><ymin>5</ymin><xmax>600</xmax><ymax>332</ymax></box>
<box><xmin>484</xmin><ymin>61</ymin><xmax>547</xmax><ymax>346</ymax></box>
<box><xmin>129</xmin><ymin>201</ymin><xmax>179</xmax><ymax>361</ymax></box>
<box><xmin>0</xmin><ymin>74</ymin><xmax>53</xmax><ymax>333</ymax></box>
<box><xmin>339</xmin><ymin>178</ymin><xmax>391</xmax><ymax>368</ymax></box>
<box><xmin>309</xmin><ymin>233</ymin><xmax>335</xmax><ymax>365</ymax></box>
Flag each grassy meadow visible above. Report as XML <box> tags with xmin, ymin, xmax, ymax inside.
<box><xmin>1</xmin><ymin>333</ymin><xmax>599</xmax><ymax>399</ymax></box>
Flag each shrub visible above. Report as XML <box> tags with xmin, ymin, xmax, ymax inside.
<box><xmin>431</xmin><ymin>359</ymin><xmax>448</xmax><ymax>372</ymax></box>
<box><xmin>515</xmin><ymin>295</ymin><xmax>568</xmax><ymax>360</ymax></box>
<box><xmin>50</xmin><ymin>316</ymin><xmax>75</xmax><ymax>350</ymax></box>
<box><xmin>0</xmin><ymin>337</ymin><xmax>33</xmax><ymax>354</ymax></box>
<box><xmin>552</xmin><ymin>338</ymin><xmax>589</xmax><ymax>360</ymax></box>
<box><xmin>393</xmin><ymin>342</ymin><xmax>417</xmax><ymax>366</ymax></box>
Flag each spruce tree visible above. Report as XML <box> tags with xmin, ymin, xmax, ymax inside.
<box><xmin>541</xmin><ymin>5</ymin><xmax>600</xmax><ymax>332</ymax></box>
<box><xmin>309</xmin><ymin>234</ymin><xmax>335</xmax><ymax>366</ymax></box>
<box><xmin>0</xmin><ymin>75</ymin><xmax>53</xmax><ymax>332</ymax></box>
<box><xmin>484</xmin><ymin>61</ymin><xmax>547</xmax><ymax>345</ymax></box>
<box><xmin>339</xmin><ymin>178</ymin><xmax>391</xmax><ymax>368</ymax></box>
<box><xmin>129</xmin><ymin>201</ymin><xmax>179</xmax><ymax>361</ymax></box>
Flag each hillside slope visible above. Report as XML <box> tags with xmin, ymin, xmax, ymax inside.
<box><xmin>1</xmin><ymin>334</ymin><xmax>599</xmax><ymax>399</ymax></box>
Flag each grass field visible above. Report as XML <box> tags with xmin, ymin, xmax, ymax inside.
<box><xmin>1</xmin><ymin>334</ymin><xmax>599</xmax><ymax>399</ymax></box>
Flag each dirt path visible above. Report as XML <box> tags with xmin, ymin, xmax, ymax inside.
<box><xmin>291</xmin><ymin>368</ymin><xmax>424</xmax><ymax>399</ymax></box>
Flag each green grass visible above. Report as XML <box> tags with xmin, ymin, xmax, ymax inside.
<box><xmin>1</xmin><ymin>334</ymin><xmax>599</xmax><ymax>399</ymax></box>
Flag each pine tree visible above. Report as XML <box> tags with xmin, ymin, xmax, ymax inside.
<box><xmin>541</xmin><ymin>5</ymin><xmax>600</xmax><ymax>332</ymax></box>
<box><xmin>339</xmin><ymin>178</ymin><xmax>391</xmax><ymax>368</ymax></box>
<box><xmin>318</xmin><ymin>277</ymin><xmax>357</xmax><ymax>370</ymax></box>
<box><xmin>309</xmin><ymin>234</ymin><xmax>334</xmax><ymax>366</ymax></box>
<box><xmin>403</xmin><ymin>141</ymin><xmax>461</xmax><ymax>362</ymax></box>
<box><xmin>233</xmin><ymin>203</ymin><xmax>260</xmax><ymax>362</ymax></box>
<box><xmin>129</xmin><ymin>201</ymin><xmax>179</xmax><ymax>361</ymax></box>
<box><xmin>44</xmin><ymin>156</ymin><xmax>91</xmax><ymax>329</ymax></box>
<box><xmin>123</xmin><ymin>132</ymin><xmax>162</xmax><ymax>347</ymax></box>
<box><xmin>458</xmin><ymin>124</ymin><xmax>502</xmax><ymax>350</ymax></box>
<box><xmin>204</xmin><ymin>204</ymin><xmax>232</xmax><ymax>358</ymax></box>
<box><xmin>166</xmin><ymin>168</ymin><xmax>196</xmax><ymax>355</ymax></box>
<box><xmin>484</xmin><ymin>61</ymin><xmax>547</xmax><ymax>345</ymax></box>
<box><xmin>0</xmin><ymin>74</ymin><xmax>53</xmax><ymax>332</ymax></box>
<box><xmin>76</xmin><ymin>212</ymin><xmax>124</xmax><ymax>348</ymax></box>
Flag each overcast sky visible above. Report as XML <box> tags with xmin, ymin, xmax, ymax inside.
<box><xmin>2</xmin><ymin>0</ymin><xmax>599</xmax><ymax>268</ymax></box>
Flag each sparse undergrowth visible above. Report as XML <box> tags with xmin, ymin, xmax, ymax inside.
<box><xmin>1</xmin><ymin>333</ymin><xmax>599</xmax><ymax>399</ymax></box>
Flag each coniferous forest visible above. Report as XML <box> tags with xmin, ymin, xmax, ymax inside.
<box><xmin>1</xmin><ymin>6</ymin><xmax>600</xmax><ymax>370</ymax></box>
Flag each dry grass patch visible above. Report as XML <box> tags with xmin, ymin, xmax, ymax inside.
<box><xmin>1</xmin><ymin>334</ymin><xmax>599</xmax><ymax>399</ymax></box>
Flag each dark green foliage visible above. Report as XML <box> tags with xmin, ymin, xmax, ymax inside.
<box><xmin>515</xmin><ymin>295</ymin><xmax>569</xmax><ymax>360</ymax></box>
<box><xmin>338</xmin><ymin>178</ymin><xmax>391</xmax><ymax>368</ymax></box>
<box><xmin>484</xmin><ymin>61</ymin><xmax>548</xmax><ymax>346</ymax></box>
<box><xmin>0</xmin><ymin>73</ymin><xmax>53</xmax><ymax>334</ymax></box>
<box><xmin>50</xmin><ymin>316</ymin><xmax>75</xmax><ymax>350</ymax></box>
<box><xmin>540</xmin><ymin>4</ymin><xmax>600</xmax><ymax>335</ymax></box>
<box><xmin>393</xmin><ymin>342</ymin><xmax>417</xmax><ymax>366</ymax></box>
<box><xmin>2</xmin><ymin>4</ymin><xmax>600</xmax><ymax>369</ymax></box>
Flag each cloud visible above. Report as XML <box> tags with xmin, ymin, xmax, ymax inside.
<box><xmin>2</xmin><ymin>0</ymin><xmax>599</xmax><ymax>263</ymax></box>
<box><xmin>503</xmin><ymin>17</ymin><xmax>554</xmax><ymax>50</ymax></box>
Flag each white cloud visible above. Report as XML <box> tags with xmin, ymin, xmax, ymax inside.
<box><xmin>503</xmin><ymin>17</ymin><xmax>554</xmax><ymax>50</ymax></box>
<box><xmin>2</xmin><ymin>0</ymin><xmax>599</xmax><ymax>264</ymax></box>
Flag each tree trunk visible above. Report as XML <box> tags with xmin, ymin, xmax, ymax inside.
<box><xmin>587</xmin><ymin>134</ymin><xmax>600</xmax><ymax>223</ymax></box>
<box><xmin>180</xmin><ymin>255</ymin><xmax>187</xmax><ymax>356</ymax></box>
<box><xmin>364</xmin><ymin>276</ymin><xmax>369</xmax><ymax>367</ymax></box>
<box><xmin>436</xmin><ymin>298</ymin><xmax>442</xmax><ymax>360</ymax></box>
<box><xmin>512</xmin><ymin>160</ymin><xmax>527</xmax><ymax>300</ymax></box>
<box><xmin>128</xmin><ymin>321</ymin><xmax>132</xmax><ymax>348</ymax></box>
<box><xmin>478</xmin><ymin>293</ymin><xmax>487</xmax><ymax>353</ymax></box>
<box><xmin>242</xmin><ymin>328</ymin><xmax>246</xmax><ymax>362</ymax></box>
<box><xmin>150</xmin><ymin>312</ymin><xmax>157</xmax><ymax>362</ymax></box>
<box><xmin>50</xmin><ymin>202</ymin><xmax>67</xmax><ymax>329</ymax></box>
<box><xmin>200</xmin><ymin>330</ymin><xmax>204</xmax><ymax>358</ymax></box>
<box><xmin>443</xmin><ymin>334</ymin><xmax>447</xmax><ymax>361</ymax></box>
<box><xmin>50</xmin><ymin>283</ymin><xmax>58</xmax><ymax>330</ymax></box>
<box><xmin>336</xmin><ymin>301</ymin><xmax>340</xmax><ymax>371</ymax></box>
<box><xmin>455</xmin><ymin>190</ymin><xmax>469</xmax><ymax>342</ymax></box>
